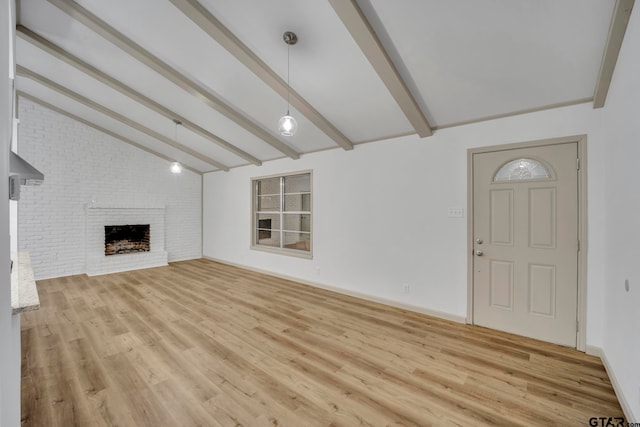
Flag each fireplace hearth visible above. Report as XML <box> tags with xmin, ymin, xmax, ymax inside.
<box><xmin>104</xmin><ymin>224</ymin><xmax>150</xmax><ymax>256</ymax></box>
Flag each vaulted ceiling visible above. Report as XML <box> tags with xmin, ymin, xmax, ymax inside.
<box><xmin>14</xmin><ymin>0</ymin><xmax>632</xmax><ymax>173</ymax></box>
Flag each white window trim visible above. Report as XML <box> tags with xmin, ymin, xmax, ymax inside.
<box><xmin>250</xmin><ymin>170</ymin><xmax>313</xmax><ymax>259</ymax></box>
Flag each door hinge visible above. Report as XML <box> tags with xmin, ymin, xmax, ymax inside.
<box><xmin>576</xmin><ymin>158</ymin><xmax>580</xmax><ymax>170</ymax></box>
<box><xmin>577</xmin><ymin>239</ymin><xmax>580</xmax><ymax>252</ymax></box>
<box><xmin>576</xmin><ymin>320</ymin><xmax>580</xmax><ymax>333</ymax></box>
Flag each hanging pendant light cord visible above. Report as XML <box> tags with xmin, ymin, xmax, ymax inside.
<box><xmin>279</xmin><ymin>32</ymin><xmax>297</xmax><ymax>136</ymax></box>
<box><xmin>286</xmin><ymin>41</ymin><xmax>291</xmax><ymax>115</ymax></box>
<box><xmin>173</xmin><ymin>119</ymin><xmax>182</xmax><ymax>141</ymax></box>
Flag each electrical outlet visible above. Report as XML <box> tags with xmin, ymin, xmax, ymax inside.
<box><xmin>316</xmin><ymin>267</ymin><xmax>321</xmax><ymax>276</ymax></box>
<box><xmin>447</xmin><ymin>208</ymin><xmax>464</xmax><ymax>218</ymax></box>
<box><xmin>402</xmin><ymin>283</ymin><xmax>410</xmax><ymax>294</ymax></box>
<box><xmin>625</xmin><ymin>279</ymin><xmax>630</xmax><ymax>292</ymax></box>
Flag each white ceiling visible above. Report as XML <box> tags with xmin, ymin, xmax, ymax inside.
<box><xmin>16</xmin><ymin>0</ymin><xmax>619</xmax><ymax>173</ymax></box>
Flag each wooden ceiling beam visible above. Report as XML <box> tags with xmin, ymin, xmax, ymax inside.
<box><xmin>17</xmin><ymin>91</ymin><xmax>208</xmax><ymax>174</ymax></box>
<box><xmin>17</xmin><ymin>25</ymin><xmax>262</xmax><ymax>166</ymax></box>
<box><xmin>16</xmin><ymin>66</ymin><xmax>230</xmax><ymax>171</ymax></box>
<box><xmin>593</xmin><ymin>0</ymin><xmax>635</xmax><ymax>108</ymax></box>
<box><xmin>168</xmin><ymin>0</ymin><xmax>354</xmax><ymax>151</ymax></box>
<box><xmin>46</xmin><ymin>0</ymin><xmax>300</xmax><ymax>159</ymax></box>
<box><xmin>329</xmin><ymin>0</ymin><xmax>432</xmax><ymax>137</ymax></box>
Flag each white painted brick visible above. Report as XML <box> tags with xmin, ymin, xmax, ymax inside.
<box><xmin>17</xmin><ymin>99</ymin><xmax>202</xmax><ymax>280</ymax></box>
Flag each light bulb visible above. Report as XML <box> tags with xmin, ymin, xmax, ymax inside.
<box><xmin>278</xmin><ymin>114</ymin><xmax>297</xmax><ymax>136</ymax></box>
<box><xmin>170</xmin><ymin>162</ymin><xmax>183</xmax><ymax>174</ymax></box>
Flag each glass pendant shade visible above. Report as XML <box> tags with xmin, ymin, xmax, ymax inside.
<box><xmin>170</xmin><ymin>162</ymin><xmax>183</xmax><ymax>174</ymax></box>
<box><xmin>278</xmin><ymin>114</ymin><xmax>297</xmax><ymax>136</ymax></box>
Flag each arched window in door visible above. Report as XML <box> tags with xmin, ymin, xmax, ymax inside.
<box><xmin>493</xmin><ymin>158</ymin><xmax>553</xmax><ymax>182</ymax></box>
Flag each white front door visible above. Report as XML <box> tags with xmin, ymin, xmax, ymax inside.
<box><xmin>472</xmin><ymin>142</ymin><xmax>578</xmax><ymax>347</ymax></box>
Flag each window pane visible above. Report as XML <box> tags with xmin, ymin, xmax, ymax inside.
<box><xmin>284</xmin><ymin>194</ymin><xmax>310</xmax><ymax>212</ymax></box>
<box><xmin>258</xmin><ymin>177</ymin><xmax>280</xmax><ymax>195</ymax></box>
<box><xmin>252</xmin><ymin>172</ymin><xmax>312</xmax><ymax>256</ymax></box>
<box><xmin>257</xmin><ymin>195</ymin><xmax>280</xmax><ymax>211</ymax></box>
<box><xmin>494</xmin><ymin>158</ymin><xmax>552</xmax><ymax>182</ymax></box>
<box><xmin>256</xmin><ymin>213</ymin><xmax>280</xmax><ymax>232</ymax></box>
<box><xmin>284</xmin><ymin>174</ymin><xmax>310</xmax><ymax>194</ymax></box>
<box><xmin>283</xmin><ymin>232</ymin><xmax>310</xmax><ymax>252</ymax></box>
<box><xmin>256</xmin><ymin>213</ymin><xmax>280</xmax><ymax>247</ymax></box>
<box><xmin>256</xmin><ymin>229</ymin><xmax>281</xmax><ymax>247</ymax></box>
<box><xmin>283</xmin><ymin>213</ymin><xmax>311</xmax><ymax>232</ymax></box>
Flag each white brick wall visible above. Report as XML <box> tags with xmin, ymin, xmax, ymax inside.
<box><xmin>17</xmin><ymin>98</ymin><xmax>202</xmax><ymax>280</ymax></box>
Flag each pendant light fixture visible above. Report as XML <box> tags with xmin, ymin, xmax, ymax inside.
<box><xmin>170</xmin><ymin>119</ymin><xmax>183</xmax><ymax>174</ymax></box>
<box><xmin>278</xmin><ymin>31</ymin><xmax>298</xmax><ymax>137</ymax></box>
<box><xmin>170</xmin><ymin>162</ymin><xmax>183</xmax><ymax>174</ymax></box>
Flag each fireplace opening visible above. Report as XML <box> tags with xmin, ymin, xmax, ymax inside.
<box><xmin>105</xmin><ymin>224</ymin><xmax>150</xmax><ymax>256</ymax></box>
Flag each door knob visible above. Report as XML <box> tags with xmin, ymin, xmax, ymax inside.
<box><xmin>475</xmin><ymin>250</ymin><xmax>483</xmax><ymax>256</ymax></box>
<box><xmin>475</xmin><ymin>238</ymin><xmax>483</xmax><ymax>244</ymax></box>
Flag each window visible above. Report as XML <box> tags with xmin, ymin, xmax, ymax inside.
<box><xmin>493</xmin><ymin>158</ymin><xmax>553</xmax><ymax>182</ymax></box>
<box><xmin>252</xmin><ymin>171</ymin><xmax>311</xmax><ymax>257</ymax></box>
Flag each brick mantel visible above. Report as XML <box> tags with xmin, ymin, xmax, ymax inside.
<box><xmin>86</xmin><ymin>205</ymin><xmax>166</xmax><ymax>210</ymax></box>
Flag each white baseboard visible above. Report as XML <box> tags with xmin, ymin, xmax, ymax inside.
<box><xmin>168</xmin><ymin>255</ymin><xmax>202</xmax><ymax>263</ymax></box>
<box><xmin>586</xmin><ymin>345</ymin><xmax>636</xmax><ymax>423</ymax></box>
<box><xmin>202</xmin><ymin>256</ymin><xmax>466</xmax><ymax>324</ymax></box>
<box><xmin>586</xmin><ymin>345</ymin><xmax>602</xmax><ymax>357</ymax></box>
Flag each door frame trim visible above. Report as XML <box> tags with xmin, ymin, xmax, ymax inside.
<box><xmin>466</xmin><ymin>135</ymin><xmax>588</xmax><ymax>351</ymax></box>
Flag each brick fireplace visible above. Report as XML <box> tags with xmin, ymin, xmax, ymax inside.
<box><xmin>86</xmin><ymin>206</ymin><xmax>168</xmax><ymax>276</ymax></box>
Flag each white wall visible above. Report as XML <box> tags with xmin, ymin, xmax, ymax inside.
<box><xmin>203</xmin><ymin>101</ymin><xmax>608</xmax><ymax>345</ymax></box>
<box><xmin>17</xmin><ymin>98</ymin><xmax>202</xmax><ymax>280</ymax></box>
<box><xmin>1</xmin><ymin>0</ymin><xmax>21</xmax><ymax>425</ymax></box>
<box><xmin>600</xmin><ymin>4</ymin><xmax>640</xmax><ymax>421</ymax></box>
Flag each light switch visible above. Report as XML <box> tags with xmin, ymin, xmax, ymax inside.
<box><xmin>447</xmin><ymin>208</ymin><xmax>464</xmax><ymax>218</ymax></box>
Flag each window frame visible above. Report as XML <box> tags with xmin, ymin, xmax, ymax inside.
<box><xmin>250</xmin><ymin>170</ymin><xmax>313</xmax><ymax>259</ymax></box>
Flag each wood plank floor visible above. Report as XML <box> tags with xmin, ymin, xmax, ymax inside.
<box><xmin>21</xmin><ymin>259</ymin><xmax>623</xmax><ymax>426</ymax></box>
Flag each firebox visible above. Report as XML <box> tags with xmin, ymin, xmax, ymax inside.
<box><xmin>104</xmin><ymin>224</ymin><xmax>150</xmax><ymax>256</ymax></box>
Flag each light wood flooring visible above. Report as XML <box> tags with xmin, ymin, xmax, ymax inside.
<box><xmin>21</xmin><ymin>259</ymin><xmax>623</xmax><ymax>426</ymax></box>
